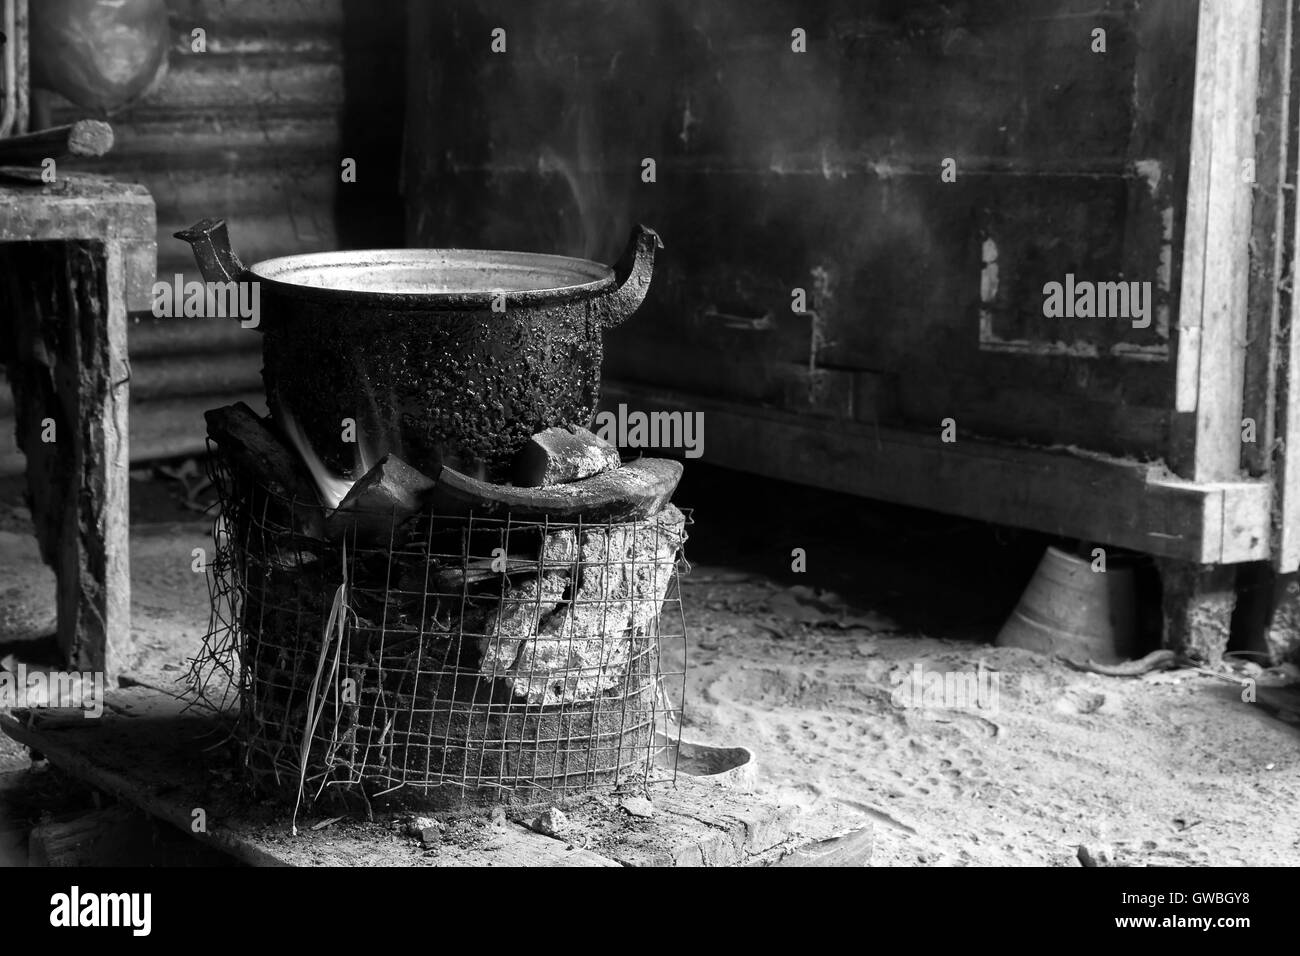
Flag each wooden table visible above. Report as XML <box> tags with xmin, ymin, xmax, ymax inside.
<box><xmin>0</xmin><ymin>171</ymin><xmax>156</xmax><ymax>675</ymax></box>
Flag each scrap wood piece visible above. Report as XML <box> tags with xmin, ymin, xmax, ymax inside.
<box><xmin>765</xmin><ymin>826</ymin><xmax>874</xmax><ymax>867</ymax></box>
<box><xmin>431</xmin><ymin>457</ymin><xmax>683</xmax><ymax>522</ymax></box>
<box><xmin>514</xmin><ymin>424</ymin><xmax>621</xmax><ymax>487</ymax></box>
<box><xmin>0</xmin><ymin>120</ymin><xmax>115</xmax><ymax>165</ymax></box>
<box><xmin>326</xmin><ymin>453</ymin><xmax>436</xmax><ymax>544</ymax></box>
<box><xmin>550</xmin><ymin>785</ymin><xmax>798</xmax><ymax>867</ymax></box>
<box><xmin>1058</xmin><ymin>649</ymin><xmax>1179</xmax><ymax>677</ymax></box>
<box><xmin>204</xmin><ymin>402</ymin><xmax>319</xmax><ymax>508</ymax></box>
<box><xmin>431</xmin><ymin>555</ymin><xmax>540</xmax><ymax>591</ymax></box>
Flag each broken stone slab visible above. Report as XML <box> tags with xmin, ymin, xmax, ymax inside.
<box><xmin>325</xmin><ymin>454</ymin><xmax>436</xmax><ymax>546</ymax></box>
<box><xmin>514</xmin><ymin>424</ymin><xmax>621</xmax><ymax>487</ymax></box>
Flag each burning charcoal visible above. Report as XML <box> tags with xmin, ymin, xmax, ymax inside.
<box><xmin>431</xmin><ymin>457</ymin><xmax>683</xmax><ymax>522</ymax></box>
<box><xmin>513</xmin><ymin>424</ymin><xmax>621</xmax><ymax>487</ymax></box>
<box><xmin>541</xmin><ymin>528</ymin><xmax>577</xmax><ymax>568</ymax></box>
<box><xmin>477</xmin><ymin>571</ymin><xmax>569</xmax><ymax>676</ymax></box>
<box><xmin>325</xmin><ymin>454</ymin><xmax>436</xmax><ymax>545</ymax></box>
<box><xmin>504</xmin><ymin>506</ymin><xmax>685</xmax><ymax>704</ymax></box>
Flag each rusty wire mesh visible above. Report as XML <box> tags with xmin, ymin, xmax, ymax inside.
<box><xmin>191</xmin><ymin>441</ymin><xmax>688</xmax><ymax>810</ymax></box>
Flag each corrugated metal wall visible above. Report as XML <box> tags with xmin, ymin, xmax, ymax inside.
<box><xmin>1</xmin><ymin>0</ymin><xmax>405</xmax><ymax>473</ymax></box>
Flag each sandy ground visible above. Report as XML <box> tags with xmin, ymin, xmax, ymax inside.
<box><xmin>1</xmin><ymin>466</ymin><xmax>1298</xmax><ymax>866</ymax></box>
<box><xmin>680</xmin><ymin>570</ymin><xmax>1300</xmax><ymax>866</ymax></box>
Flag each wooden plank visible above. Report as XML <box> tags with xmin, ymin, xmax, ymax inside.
<box><xmin>1239</xmin><ymin>0</ymin><xmax>1296</xmax><ymax>476</ymax></box>
<box><xmin>765</xmin><ymin>826</ymin><xmax>874</xmax><ymax>867</ymax></box>
<box><xmin>0</xmin><ymin>686</ymin><xmax>794</xmax><ymax>867</ymax></box>
<box><xmin>1266</xmin><ymin>1</ymin><xmax>1300</xmax><ymax>571</ymax></box>
<box><xmin>99</xmin><ymin>241</ymin><xmax>131</xmax><ymax>680</ymax></box>
<box><xmin>0</xmin><ymin>179</ymin><xmax>155</xmax><ymax>243</ymax></box>
<box><xmin>554</xmin><ymin>786</ymin><xmax>797</xmax><ymax>867</ymax></box>
<box><xmin>1172</xmin><ymin>0</ymin><xmax>1264</xmax><ymax>480</ymax></box>
<box><xmin>600</xmin><ymin>381</ymin><xmax>1272</xmax><ymax>564</ymax></box>
<box><xmin>0</xmin><ymin>241</ymin><xmax>131</xmax><ymax>675</ymax></box>
<box><xmin>29</xmin><ymin>806</ymin><xmax>151</xmax><ymax>866</ymax></box>
<box><xmin>0</xmin><ymin>689</ymin><xmax>618</xmax><ymax>867</ymax></box>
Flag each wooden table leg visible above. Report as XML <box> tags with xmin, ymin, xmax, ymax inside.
<box><xmin>0</xmin><ymin>240</ymin><xmax>129</xmax><ymax>676</ymax></box>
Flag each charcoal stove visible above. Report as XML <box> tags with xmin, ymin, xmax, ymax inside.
<box><xmin>185</xmin><ymin>222</ymin><xmax>688</xmax><ymax>812</ymax></box>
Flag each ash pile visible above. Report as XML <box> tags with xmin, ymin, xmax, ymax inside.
<box><xmin>194</xmin><ymin>402</ymin><xmax>689</xmax><ymax>810</ymax></box>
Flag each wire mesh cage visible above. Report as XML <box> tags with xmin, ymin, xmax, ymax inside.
<box><xmin>193</xmin><ymin>440</ymin><xmax>689</xmax><ymax>811</ymax></box>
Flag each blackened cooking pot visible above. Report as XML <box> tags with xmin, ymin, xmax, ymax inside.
<box><xmin>176</xmin><ymin>219</ymin><xmax>661</xmax><ymax>484</ymax></box>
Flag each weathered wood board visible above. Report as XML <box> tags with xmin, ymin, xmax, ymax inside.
<box><xmin>0</xmin><ymin>686</ymin><xmax>800</xmax><ymax>867</ymax></box>
<box><xmin>601</xmin><ymin>382</ymin><xmax>1272</xmax><ymax>565</ymax></box>
<box><xmin>0</xmin><ymin>174</ymin><xmax>156</xmax><ymax>674</ymax></box>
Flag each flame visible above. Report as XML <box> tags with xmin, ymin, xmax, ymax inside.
<box><xmin>276</xmin><ymin>403</ymin><xmax>355</xmax><ymax>510</ymax></box>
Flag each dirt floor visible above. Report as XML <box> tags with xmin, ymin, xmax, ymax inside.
<box><xmin>1</xmin><ymin>461</ymin><xmax>1298</xmax><ymax>866</ymax></box>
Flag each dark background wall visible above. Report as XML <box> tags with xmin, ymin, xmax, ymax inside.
<box><xmin>404</xmin><ymin>0</ymin><xmax>1196</xmax><ymax>462</ymax></box>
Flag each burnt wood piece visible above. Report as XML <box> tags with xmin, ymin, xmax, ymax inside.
<box><xmin>431</xmin><ymin>556</ymin><xmax>540</xmax><ymax>592</ymax></box>
<box><xmin>430</xmin><ymin>457</ymin><xmax>683</xmax><ymax>522</ymax></box>
<box><xmin>514</xmin><ymin>424</ymin><xmax>621</xmax><ymax>487</ymax></box>
<box><xmin>326</xmin><ymin>453</ymin><xmax>436</xmax><ymax>544</ymax></box>
<box><xmin>204</xmin><ymin>403</ymin><xmax>320</xmax><ymax>508</ymax></box>
<box><xmin>0</xmin><ymin>120</ymin><xmax>114</xmax><ymax>165</ymax></box>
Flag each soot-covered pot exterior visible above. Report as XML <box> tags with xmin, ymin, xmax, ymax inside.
<box><xmin>175</xmin><ymin>220</ymin><xmax>661</xmax><ymax>482</ymax></box>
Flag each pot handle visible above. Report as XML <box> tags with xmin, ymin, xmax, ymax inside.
<box><xmin>604</xmin><ymin>224</ymin><xmax>663</xmax><ymax>328</ymax></box>
<box><xmin>173</xmin><ymin>218</ymin><xmax>249</xmax><ymax>285</ymax></box>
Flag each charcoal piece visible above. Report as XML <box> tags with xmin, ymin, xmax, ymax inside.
<box><xmin>477</xmin><ymin>571</ymin><xmax>570</xmax><ymax>676</ymax></box>
<box><xmin>505</xmin><ymin>506</ymin><xmax>685</xmax><ymax>704</ymax></box>
<box><xmin>513</xmin><ymin>425</ymin><xmax>621</xmax><ymax>487</ymax></box>
<box><xmin>326</xmin><ymin>454</ymin><xmax>436</xmax><ymax>545</ymax></box>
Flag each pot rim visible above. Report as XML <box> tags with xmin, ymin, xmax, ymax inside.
<box><xmin>248</xmin><ymin>247</ymin><xmax>616</xmax><ymax>309</ymax></box>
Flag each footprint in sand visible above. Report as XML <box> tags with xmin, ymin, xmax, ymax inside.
<box><xmin>1056</xmin><ymin>688</ymin><xmax>1106</xmax><ymax>715</ymax></box>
